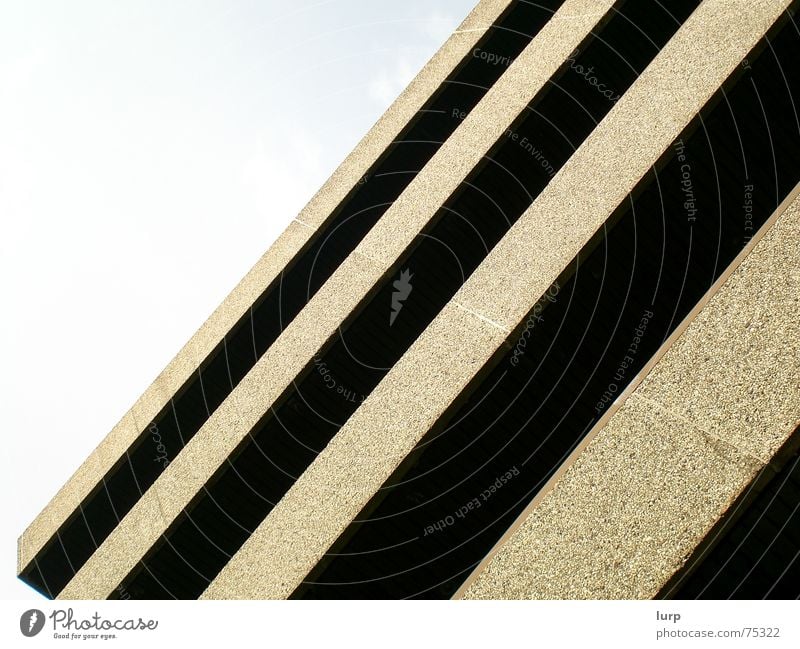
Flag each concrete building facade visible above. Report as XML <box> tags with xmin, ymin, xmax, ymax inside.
<box><xmin>19</xmin><ymin>0</ymin><xmax>800</xmax><ymax>599</ymax></box>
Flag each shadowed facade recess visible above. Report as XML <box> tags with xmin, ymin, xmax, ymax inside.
<box><xmin>19</xmin><ymin>0</ymin><xmax>800</xmax><ymax>600</ymax></box>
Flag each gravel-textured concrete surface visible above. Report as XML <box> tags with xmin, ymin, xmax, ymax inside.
<box><xmin>460</xmin><ymin>190</ymin><xmax>800</xmax><ymax>599</ymax></box>
<box><xmin>636</xmin><ymin>198</ymin><xmax>800</xmax><ymax>465</ymax></box>
<box><xmin>202</xmin><ymin>0</ymin><xmax>790</xmax><ymax>600</ymax></box>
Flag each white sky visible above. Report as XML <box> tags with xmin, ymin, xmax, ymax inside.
<box><xmin>0</xmin><ymin>0</ymin><xmax>475</xmax><ymax>600</ymax></box>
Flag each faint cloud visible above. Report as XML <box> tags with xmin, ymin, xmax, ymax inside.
<box><xmin>419</xmin><ymin>9</ymin><xmax>458</xmax><ymax>43</ymax></box>
<box><xmin>0</xmin><ymin>49</ymin><xmax>44</xmax><ymax>99</ymax></box>
<box><xmin>366</xmin><ymin>9</ymin><xmax>460</xmax><ymax>109</ymax></box>
<box><xmin>368</xmin><ymin>57</ymin><xmax>417</xmax><ymax>108</ymax></box>
<box><xmin>242</xmin><ymin>121</ymin><xmax>325</xmax><ymax>220</ymax></box>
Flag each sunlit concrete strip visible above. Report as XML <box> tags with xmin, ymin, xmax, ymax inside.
<box><xmin>55</xmin><ymin>0</ymin><xmax>615</xmax><ymax>599</ymax></box>
<box><xmin>17</xmin><ymin>0</ymin><xmax>512</xmax><ymax>576</ymax></box>
<box><xmin>201</xmin><ymin>0</ymin><xmax>791</xmax><ymax>599</ymax></box>
<box><xmin>458</xmin><ymin>187</ymin><xmax>800</xmax><ymax>599</ymax></box>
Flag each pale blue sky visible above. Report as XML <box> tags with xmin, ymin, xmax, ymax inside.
<box><xmin>0</xmin><ymin>0</ymin><xmax>475</xmax><ymax>599</ymax></box>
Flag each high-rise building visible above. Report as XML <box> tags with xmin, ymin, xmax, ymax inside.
<box><xmin>19</xmin><ymin>0</ymin><xmax>800</xmax><ymax>600</ymax></box>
